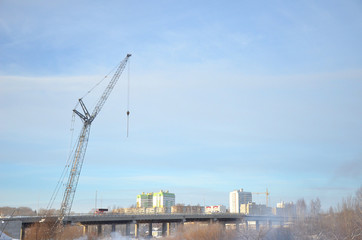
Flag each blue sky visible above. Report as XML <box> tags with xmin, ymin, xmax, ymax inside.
<box><xmin>0</xmin><ymin>0</ymin><xmax>361</xmax><ymax>213</ymax></box>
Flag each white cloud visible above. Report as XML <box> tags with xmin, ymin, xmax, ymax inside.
<box><xmin>0</xmin><ymin>75</ymin><xmax>100</xmax><ymax>92</ymax></box>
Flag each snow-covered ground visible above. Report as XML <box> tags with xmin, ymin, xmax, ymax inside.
<box><xmin>0</xmin><ymin>231</ymin><xmax>18</xmax><ymax>240</ymax></box>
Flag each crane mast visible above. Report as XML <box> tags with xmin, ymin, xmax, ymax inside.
<box><xmin>58</xmin><ymin>54</ymin><xmax>131</xmax><ymax>223</ymax></box>
<box><xmin>252</xmin><ymin>188</ymin><xmax>270</xmax><ymax>207</ymax></box>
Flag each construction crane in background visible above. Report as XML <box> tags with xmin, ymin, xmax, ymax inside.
<box><xmin>56</xmin><ymin>54</ymin><xmax>132</xmax><ymax>228</ymax></box>
<box><xmin>252</xmin><ymin>188</ymin><xmax>270</xmax><ymax>207</ymax></box>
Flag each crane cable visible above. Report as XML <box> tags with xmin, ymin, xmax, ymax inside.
<box><xmin>73</xmin><ymin>63</ymin><xmax>119</xmax><ymax>110</ymax></box>
<box><xmin>45</xmin><ymin>58</ymin><xmax>128</xmax><ymax>218</ymax></box>
<box><xmin>126</xmin><ymin>57</ymin><xmax>131</xmax><ymax>137</ymax></box>
<box><xmin>45</xmin><ymin>113</ymin><xmax>76</xmax><ymax>213</ymax></box>
<box><xmin>0</xmin><ymin>210</ymin><xmax>16</xmax><ymax>238</ymax></box>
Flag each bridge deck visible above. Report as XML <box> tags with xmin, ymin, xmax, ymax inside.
<box><xmin>2</xmin><ymin>213</ymin><xmax>288</xmax><ymax>226</ymax></box>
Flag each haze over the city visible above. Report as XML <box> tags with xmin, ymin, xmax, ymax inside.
<box><xmin>0</xmin><ymin>0</ymin><xmax>361</xmax><ymax>213</ymax></box>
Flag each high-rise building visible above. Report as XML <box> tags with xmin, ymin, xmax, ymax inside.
<box><xmin>229</xmin><ymin>189</ymin><xmax>252</xmax><ymax>213</ymax></box>
<box><xmin>153</xmin><ymin>190</ymin><xmax>175</xmax><ymax>208</ymax></box>
<box><xmin>136</xmin><ymin>192</ymin><xmax>153</xmax><ymax>208</ymax></box>
<box><xmin>137</xmin><ymin>190</ymin><xmax>175</xmax><ymax>209</ymax></box>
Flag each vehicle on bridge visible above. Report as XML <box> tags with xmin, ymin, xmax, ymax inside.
<box><xmin>95</xmin><ymin>208</ymin><xmax>108</xmax><ymax>215</ymax></box>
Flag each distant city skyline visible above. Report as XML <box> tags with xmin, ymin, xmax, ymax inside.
<box><xmin>1</xmin><ymin>0</ymin><xmax>361</xmax><ymax>213</ymax></box>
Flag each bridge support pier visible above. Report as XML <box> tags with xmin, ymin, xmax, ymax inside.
<box><xmin>135</xmin><ymin>222</ymin><xmax>139</xmax><ymax>238</ymax></box>
<box><xmin>111</xmin><ymin>224</ymin><xmax>116</xmax><ymax>232</ymax></box>
<box><xmin>83</xmin><ymin>225</ymin><xmax>88</xmax><ymax>235</ymax></box>
<box><xmin>209</xmin><ymin>218</ymin><xmax>216</xmax><ymax>224</ymax></box>
<box><xmin>20</xmin><ymin>225</ymin><xmax>25</xmax><ymax>240</ymax></box>
<box><xmin>162</xmin><ymin>222</ymin><xmax>170</xmax><ymax>237</ymax></box>
<box><xmin>245</xmin><ymin>220</ymin><xmax>248</xmax><ymax>230</ymax></box>
<box><xmin>148</xmin><ymin>223</ymin><xmax>152</xmax><ymax>238</ymax></box>
<box><xmin>236</xmin><ymin>222</ymin><xmax>240</xmax><ymax>232</ymax></box>
<box><xmin>268</xmin><ymin>220</ymin><xmax>272</xmax><ymax>229</ymax></box>
<box><xmin>256</xmin><ymin>221</ymin><xmax>260</xmax><ymax>231</ymax></box>
<box><xmin>221</xmin><ymin>222</ymin><xmax>226</xmax><ymax>229</ymax></box>
<box><xmin>125</xmin><ymin>223</ymin><xmax>130</xmax><ymax>236</ymax></box>
<box><xmin>176</xmin><ymin>220</ymin><xmax>184</xmax><ymax>232</ymax></box>
<box><xmin>97</xmin><ymin>224</ymin><xmax>102</xmax><ymax>236</ymax></box>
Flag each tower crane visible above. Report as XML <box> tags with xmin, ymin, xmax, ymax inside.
<box><xmin>252</xmin><ymin>188</ymin><xmax>270</xmax><ymax>207</ymax></box>
<box><xmin>56</xmin><ymin>54</ymin><xmax>131</xmax><ymax>226</ymax></box>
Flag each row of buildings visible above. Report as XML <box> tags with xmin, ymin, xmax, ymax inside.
<box><xmin>229</xmin><ymin>188</ymin><xmax>296</xmax><ymax>216</ymax></box>
<box><xmin>118</xmin><ymin>189</ymin><xmax>296</xmax><ymax>216</ymax></box>
<box><xmin>229</xmin><ymin>189</ymin><xmax>271</xmax><ymax>215</ymax></box>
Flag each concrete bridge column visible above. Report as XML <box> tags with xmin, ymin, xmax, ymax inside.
<box><xmin>268</xmin><ymin>220</ymin><xmax>272</xmax><ymax>229</ymax></box>
<box><xmin>235</xmin><ymin>222</ymin><xmax>240</xmax><ymax>232</ymax></box>
<box><xmin>20</xmin><ymin>225</ymin><xmax>25</xmax><ymax>240</ymax></box>
<box><xmin>162</xmin><ymin>222</ymin><xmax>170</xmax><ymax>237</ymax></box>
<box><xmin>209</xmin><ymin>218</ymin><xmax>217</xmax><ymax>224</ymax></box>
<box><xmin>255</xmin><ymin>221</ymin><xmax>260</xmax><ymax>231</ymax></box>
<box><xmin>135</xmin><ymin>222</ymin><xmax>139</xmax><ymax>238</ymax></box>
<box><xmin>97</xmin><ymin>224</ymin><xmax>102</xmax><ymax>236</ymax></box>
<box><xmin>111</xmin><ymin>224</ymin><xmax>116</xmax><ymax>233</ymax></box>
<box><xmin>148</xmin><ymin>223</ymin><xmax>153</xmax><ymax>238</ymax></box>
<box><xmin>83</xmin><ymin>225</ymin><xmax>88</xmax><ymax>235</ymax></box>
<box><xmin>245</xmin><ymin>220</ymin><xmax>248</xmax><ymax>230</ymax></box>
<box><xmin>176</xmin><ymin>220</ymin><xmax>184</xmax><ymax>232</ymax></box>
<box><xmin>125</xmin><ymin>223</ymin><xmax>131</xmax><ymax>236</ymax></box>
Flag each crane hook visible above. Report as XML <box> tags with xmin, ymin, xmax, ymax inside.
<box><xmin>126</xmin><ymin>111</ymin><xmax>130</xmax><ymax>137</ymax></box>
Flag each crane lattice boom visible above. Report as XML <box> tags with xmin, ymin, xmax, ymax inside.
<box><xmin>58</xmin><ymin>54</ymin><xmax>131</xmax><ymax>223</ymax></box>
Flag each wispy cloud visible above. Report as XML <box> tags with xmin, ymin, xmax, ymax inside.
<box><xmin>334</xmin><ymin>158</ymin><xmax>362</xmax><ymax>180</ymax></box>
<box><xmin>0</xmin><ymin>75</ymin><xmax>100</xmax><ymax>92</ymax></box>
<box><xmin>1</xmin><ymin>0</ymin><xmax>362</xmax><ymax>211</ymax></box>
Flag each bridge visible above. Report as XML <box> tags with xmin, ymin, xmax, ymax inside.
<box><xmin>1</xmin><ymin>213</ymin><xmax>291</xmax><ymax>239</ymax></box>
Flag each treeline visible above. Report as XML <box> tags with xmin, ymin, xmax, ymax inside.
<box><xmin>0</xmin><ymin>206</ymin><xmax>36</xmax><ymax>217</ymax></box>
<box><xmin>163</xmin><ymin>187</ymin><xmax>362</xmax><ymax>240</ymax></box>
<box><xmin>290</xmin><ymin>186</ymin><xmax>362</xmax><ymax>240</ymax></box>
<box><xmin>0</xmin><ymin>207</ymin><xmax>61</xmax><ymax>217</ymax></box>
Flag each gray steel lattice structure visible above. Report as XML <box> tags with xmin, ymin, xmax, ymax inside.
<box><xmin>58</xmin><ymin>54</ymin><xmax>132</xmax><ymax>223</ymax></box>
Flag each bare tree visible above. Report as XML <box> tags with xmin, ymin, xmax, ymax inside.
<box><xmin>310</xmin><ymin>198</ymin><xmax>321</xmax><ymax>217</ymax></box>
<box><xmin>291</xmin><ymin>186</ymin><xmax>362</xmax><ymax>240</ymax></box>
<box><xmin>296</xmin><ymin>198</ymin><xmax>307</xmax><ymax>220</ymax></box>
<box><xmin>0</xmin><ymin>207</ymin><xmax>36</xmax><ymax>217</ymax></box>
